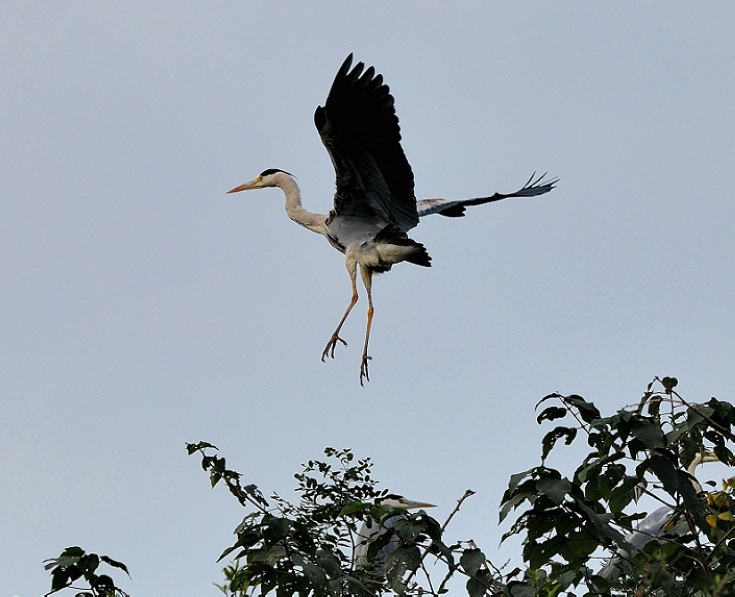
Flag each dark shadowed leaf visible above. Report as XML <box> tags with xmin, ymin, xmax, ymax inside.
<box><xmin>506</xmin><ymin>469</ymin><xmax>533</xmax><ymax>494</ymax></box>
<box><xmin>536</xmin><ymin>392</ymin><xmax>563</xmax><ymax>408</ymax></box>
<box><xmin>266</xmin><ymin>516</ymin><xmax>292</xmax><ymax>539</ymax></box>
<box><xmin>466</xmin><ymin>569</ymin><xmax>493</xmax><ymax>597</ymax></box>
<box><xmin>649</xmin><ymin>453</ymin><xmax>680</xmax><ymax>495</ymax></box>
<box><xmin>661</xmin><ymin>376</ymin><xmax>679</xmax><ymax>392</ymax></box>
<box><xmin>537</xmin><ymin>476</ymin><xmax>572</xmax><ymax>505</ymax></box>
<box><xmin>316</xmin><ymin>549</ymin><xmax>341</xmax><ymax>577</ymax></box>
<box><xmin>340</xmin><ymin>500</ymin><xmax>370</xmax><ymax>515</ymax></box>
<box><xmin>385</xmin><ymin>546</ymin><xmax>421</xmax><ymax>593</ymax></box>
<box><xmin>542</xmin><ymin>427</ymin><xmax>577</xmax><ymax>460</ymax></box>
<box><xmin>460</xmin><ymin>548</ymin><xmax>486</xmax><ymax>576</ymax></box>
<box><xmin>537</xmin><ymin>406</ymin><xmax>568</xmax><ymax>424</ymax></box>
<box><xmin>100</xmin><ymin>555</ymin><xmax>130</xmax><ymax>576</ymax></box>
<box><xmin>563</xmin><ymin>394</ymin><xmax>601</xmax><ymax>423</ymax></box>
<box><xmin>631</xmin><ymin>421</ymin><xmax>665</xmax><ymax>449</ymax></box>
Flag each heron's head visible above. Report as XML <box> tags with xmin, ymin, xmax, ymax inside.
<box><xmin>227</xmin><ymin>168</ymin><xmax>294</xmax><ymax>193</ymax></box>
<box><xmin>379</xmin><ymin>494</ymin><xmax>436</xmax><ymax>510</ymax></box>
<box><xmin>687</xmin><ymin>450</ymin><xmax>720</xmax><ymax>472</ymax></box>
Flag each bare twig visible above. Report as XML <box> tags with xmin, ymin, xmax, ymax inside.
<box><xmin>441</xmin><ymin>489</ymin><xmax>476</xmax><ymax>532</ymax></box>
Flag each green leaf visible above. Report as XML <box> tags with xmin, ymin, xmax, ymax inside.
<box><xmin>91</xmin><ymin>574</ymin><xmax>114</xmax><ymax>591</ymax></box>
<box><xmin>537</xmin><ymin>477</ymin><xmax>572</xmax><ymax>505</ymax></box>
<box><xmin>536</xmin><ymin>392</ymin><xmax>563</xmax><ymax>408</ymax></box>
<box><xmin>677</xmin><ymin>470</ymin><xmax>708</xmax><ymax>529</ymax></box>
<box><xmin>466</xmin><ymin>570</ymin><xmax>492</xmax><ymax>597</ymax></box>
<box><xmin>218</xmin><ymin>531</ymin><xmax>260</xmax><ymax>562</ymax></box>
<box><xmin>527</xmin><ymin>535</ymin><xmax>566</xmax><ymax>569</ymax></box>
<box><xmin>631</xmin><ymin>421</ymin><xmax>665</xmax><ymax>449</ymax></box>
<box><xmin>500</xmin><ymin>478</ymin><xmax>539</xmax><ymax>523</ymax></box>
<box><xmin>648</xmin><ymin>453</ymin><xmax>679</xmax><ymax>495</ymax></box>
<box><xmin>661</xmin><ymin>376</ymin><xmax>678</xmax><ymax>392</ymax></box>
<box><xmin>266</xmin><ymin>516</ymin><xmax>292</xmax><ymax>539</ymax></box>
<box><xmin>263</xmin><ymin>545</ymin><xmax>287</xmax><ymax>563</ymax></box>
<box><xmin>44</xmin><ymin>546</ymin><xmax>85</xmax><ymax>570</ymax></box>
<box><xmin>339</xmin><ymin>500</ymin><xmax>370</xmax><ymax>516</ymax></box>
<box><xmin>460</xmin><ymin>548</ymin><xmax>485</xmax><ymax>576</ymax></box>
<box><xmin>78</xmin><ymin>552</ymin><xmax>100</xmax><ymax>575</ymax></box>
<box><xmin>186</xmin><ymin>441</ymin><xmax>218</xmax><ymax>455</ymax></box>
<box><xmin>50</xmin><ymin>569</ymin><xmax>72</xmax><ymax>593</ymax></box>
<box><xmin>558</xmin><ymin>532</ymin><xmax>599</xmax><ymax>564</ymax></box>
<box><xmin>316</xmin><ymin>549</ymin><xmax>341</xmax><ymax>578</ymax></box>
<box><xmin>292</xmin><ymin>553</ymin><xmax>326</xmax><ymax>586</ymax></box>
<box><xmin>576</xmin><ymin>501</ymin><xmax>627</xmax><ymax>546</ymax></box>
<box><xmin>537</xmin><ymin>406</ymin><xmax>568</xmax><ymax>424</ymax></box>
<box><xmin>100</xmin><ymin>555</ymin><xmax>130</xmax><ymax>577</ymax></box>
<box><xmin>506</xmin><ymin>469</ymin><xmax>533</xmax><ymax>495</ymax></box>
<box><xmin>344</xmin><ymin>575</ymin><xmax>374</xmax><ymax>597</ymax></box>
<box><xmin>608</xmin><ymin>476</ymin><xmax>639</xmax><ymax>513</ymax></box>
<box><xmin>564</xmin><ymin>394</ymin><xmax>601</xmax><ymax>423</ymax></box>
<box><xmin>542</xmin><ymin>427</ymin><xmax>577</xmax><ymax>460</ymax></box>
<box><xmin>385</xmin><ymin>546</ymin><xmax>421</xmax><ymax>593</ymax></box>
<box><xmin>646</xmin><ymin>395</ymin><xmax>662</xmax><ymax>417</ymax></box>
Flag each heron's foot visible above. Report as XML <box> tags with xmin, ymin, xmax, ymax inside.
<box><xmin>360</xmin><ymin>354</ymin><xmax>371</xmax><ymax>386</ymax></box>
<box><xmin>321</xmin><ymin>334</ymin><xmax>347</xmax><ymax>362</ymax></box>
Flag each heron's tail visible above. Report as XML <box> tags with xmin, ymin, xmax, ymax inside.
<box><xmin>404</xmin><ymin>241</ymin><xmax>432</xmax><ymax>267</ymax></box>
<box><xmin>382</xmin><ymin>237</ymin><xmax>431</xmax><ymax>268</ymax></box>
<box><xmin>373</xmin><ymin>226</ymin><xmax>432</xmax><ymax>269</ymax></box>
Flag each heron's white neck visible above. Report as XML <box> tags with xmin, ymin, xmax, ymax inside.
<box><xmin>274</xmin><ymin>173</ymin><xmax>327</xmax><ymax>234</ymax></box>
<box><xmin>687</xmin><ymin>454</ymin><xmax>703</xmax><ymax>476</ymax></box>
<box><xmin>685</xmin><ymin>451</ymin><xmax>718</xmax><ymax>493</ymax></box>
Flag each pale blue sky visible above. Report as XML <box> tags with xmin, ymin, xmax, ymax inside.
<box><xmin>2</xmin><ymin>3</ymin><xmax>734</xmax><ymax>595</ymax></box>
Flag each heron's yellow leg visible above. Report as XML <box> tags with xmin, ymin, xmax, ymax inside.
<box><xmin>321</xmin><ymin>261</ymin><xmax>358</xmax><ymax>362</ymax></box>
<box><xmin>359</xmin><ymin>266</ymin><xmax>373</xmax><ymax>386</ymax></box>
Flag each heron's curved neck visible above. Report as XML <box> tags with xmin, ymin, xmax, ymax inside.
<box><xmin>686</xmin><ymin>454</ymin><xmax>703</xmax><ymax>476</ymax></box>
<box><xmin>277</xmin><ymin>175</ymin><xmax>327</xmax><ymax>234</ymax></box>
<box><xmin>685</xmin><ymin>452</ymin><xmax>713</xmax><ymax>493</ymax></box>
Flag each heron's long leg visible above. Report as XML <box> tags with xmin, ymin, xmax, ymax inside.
<box><xmin>321</xmin><ymin>259</ymin><xmax>358</xmax><ymax>362</ymax></box>
<box><xmin>359</xmin><ymin>265</ymin><xmax>374</xmax><ymax>386</ymax></box>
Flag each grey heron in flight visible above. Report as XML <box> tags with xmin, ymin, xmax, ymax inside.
<box><xmin>228</xmin><ymin>54</ymin><xmax>557</xmax><ymax>385</ymax></box>
<box><xmin>354</xmin><ymin>494</ymin><xmax>436</xmax><ymax>570</ymax></box>
<box><xmin>598</xmin><ymin>451</ymin><xmax>720</xmax><ymax>582</ymax></box>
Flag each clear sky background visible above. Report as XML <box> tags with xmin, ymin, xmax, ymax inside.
<box><xmin>2</xmin><ymin>3</ymin><xmax>733</xmax><ymax>595</ymax></box>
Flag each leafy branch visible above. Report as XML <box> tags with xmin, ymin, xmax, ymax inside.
<box><xmin>44</xmin><ymin>546</ymin><xmax>130</xmax><ymax>597</ymax></box>
<box><xmin>44</xmin><ymin>378</ymin><xmax>735</xmax><ymax>597</ymax></box>
<box><xmin>501</xmin><ymin>377</ymin><xmax>735</xmax><ymax>594</ymax></box>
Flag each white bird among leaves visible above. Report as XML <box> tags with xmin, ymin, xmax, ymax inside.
<box><xmin>354</xmin><ymin>494</ymin><xmax>436</xmax><ymax>571</ymax></box>
<box><xmin>598</xmin><ymin>451</ymin><xmax>720</xmax><ymax>582</ymax></box>
<box><xmin>228</xmin><ymin>54</ymin><xmax>557</xmax><ymax>385</ymax></box>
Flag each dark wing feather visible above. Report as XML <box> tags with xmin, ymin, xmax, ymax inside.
<box><xmin>416</xmin><ymin>173</ymin><xmax>558</xmax><ymax>218</ymax></box>
<box><xmin>315</xmin><ymin>54</ymin><xmax>418</xmax><ymax>232</ymax></box>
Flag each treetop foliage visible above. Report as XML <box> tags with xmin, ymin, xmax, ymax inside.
<box><xmin>502</xmin><ymin>377</ymin><xmax>735</xmax><ymax>595</ymax></box>
<box><xmin>44</xmin><ymin>378</ymin><xmax>735</xmax><ymax>596</ymax></box>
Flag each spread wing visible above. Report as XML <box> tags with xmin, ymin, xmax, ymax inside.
<box><xmin>416</xmin><ymin>173</ymin><xmax>558</xmax><ymax>218</ymax></box>
<box><xmin>314</xmin><ymin>54</ymin><xmax>418</xmax><ymax>232</ymax></box>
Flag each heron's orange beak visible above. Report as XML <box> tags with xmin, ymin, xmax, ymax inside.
<box><xmin>227</xmin><ymin>176</ymin><xmax>262</xmax><ymax>194</ymax></box>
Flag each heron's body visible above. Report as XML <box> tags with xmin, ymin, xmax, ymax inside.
<box><xmin>354</xmin><ymin>495</ymin><xmax>436</xmax><ymax>571</ymax></box>
<box><xmin>229</xmin><ymin>54</ymin><xmax>556</xmax><ymax>384</ymax></box>
<box><xmin>598</xmin><ymin>451</ymin><xmax>719</xmax><ymax>581</ymax></box>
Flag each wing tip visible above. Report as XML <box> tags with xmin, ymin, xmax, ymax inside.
<box><xmin>340</xmin><ymin>53</ymin><xmax>353</xmax><ymax>74</ymax></box>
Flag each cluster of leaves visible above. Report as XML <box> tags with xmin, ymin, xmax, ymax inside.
<box><xmin>45</xmin><ymin>379</ymin><xmax>735</xmax><ymax>596</ymax></box>
<box><xmin>43</xmin><ymin>546</ymin><xmax>129</xmax><ymax>597</ymax></box>
<box><xmin>500</xmin><ymin>377</ymin><xmax>735</xmax><ymax>595</ymax></box>
<box><xmin>186</xmin><ymin>442</ymin><xmax>499</xmax><ymax>596</ymax></box>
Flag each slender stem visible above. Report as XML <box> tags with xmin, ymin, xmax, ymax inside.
<box><xmin>441</xmin><ymin>489</ymin><xmax>476</xmax><ymax>532</ymax></box>
<box><xmin>401</xmin><ymin>489</ymin><xmax>478</xmax><ymax>590</ymax></box>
